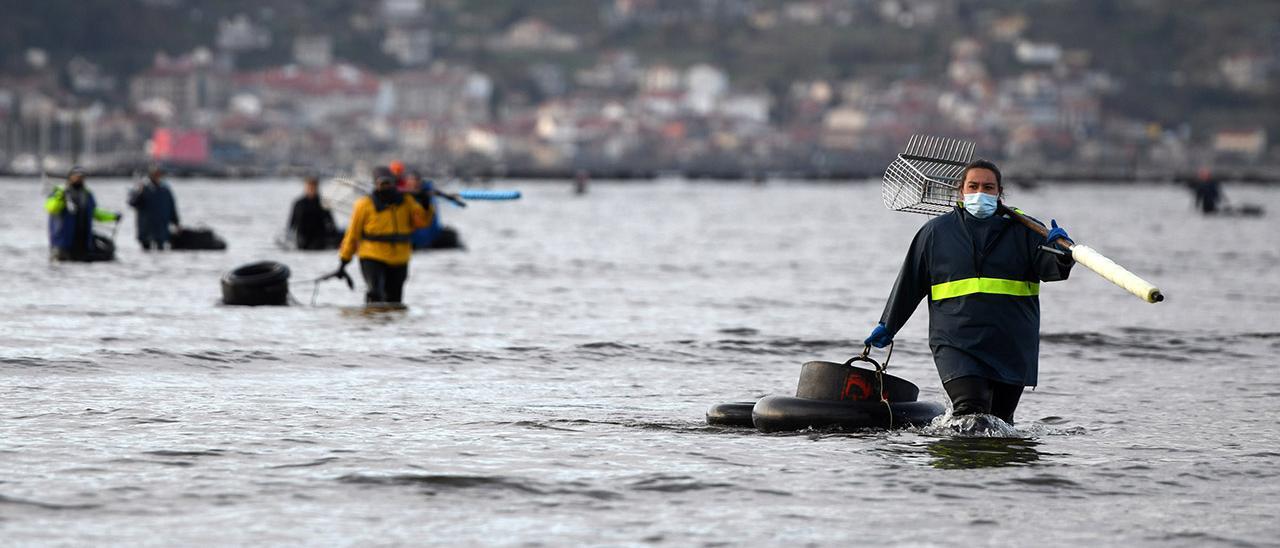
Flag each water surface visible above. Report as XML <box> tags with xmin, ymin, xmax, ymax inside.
<box><xmin>2</xmin><ymin>178</ymin><xmax>1278</xmax><ymax>546</ymax></box>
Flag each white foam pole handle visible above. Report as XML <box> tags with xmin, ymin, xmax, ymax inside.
<box><xmin>1068</xmin><ymin>244</ymin><xmax>1163</xmax><ymax>303</ymax></box>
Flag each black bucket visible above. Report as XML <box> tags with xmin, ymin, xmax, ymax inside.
<box><xmin>795</xmin><ymin>360</ymin><xmax>920</xmax><ymax>403</ymax></box>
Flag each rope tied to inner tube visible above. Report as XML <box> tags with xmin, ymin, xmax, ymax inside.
<box><xmin>288</xmin><ymin>268</ymin><xmax>356</xmax><ymax>306</ymax></box>
<box><xmin>845</xmin><ymin>342</ymin><xmax>895</xmax><ymax>430</ymax></box>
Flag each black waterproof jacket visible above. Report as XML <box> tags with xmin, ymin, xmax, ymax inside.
<box><xmin>877</xmin><ymin>206</ymin><xmax>1074</xmax><ymax>386</ymax></box>
<box><xmin>288</xmin><ymin>196</ymin><xmax>338</xmax><ymax>249</ymax></box>
<box><xmin>128</xmin><ymin>180</ymin><xmax>179</xmax><ymax>243</ymax></box>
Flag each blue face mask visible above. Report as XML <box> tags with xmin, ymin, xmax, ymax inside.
<box><xmin>963</xmin><ymin>192</ymin><xmax>999</xmax><ymax>219</ymax></box>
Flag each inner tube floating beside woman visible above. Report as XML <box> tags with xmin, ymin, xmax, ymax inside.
<box><xmin>171</xmin><ymin>226</ymin><xmax>228</xmax><ymax>250</ymax></box>
<box><xmin>707</xmin><ymin>357</ymin><xmax>944</xmax><ymax>432</ymax></box>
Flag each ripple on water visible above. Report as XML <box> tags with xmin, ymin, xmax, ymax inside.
<box><xmin>0</xmin><ymin>495</ymin><xmax>102</xmax><ymax>511</ymax></box>
<box><xmin>336</xmin><ymin>473</ymin><xmax>546</xmax><ymax>495</ymax></box>
<box><xmin>628</xmin><ymin>474</ymin><xmax>736</xmax><ymax>493</ymax></box>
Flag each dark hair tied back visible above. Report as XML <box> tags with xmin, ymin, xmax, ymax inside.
<box><xmin>960</xmin><ymin>159</ymin><xmax>1001</xmax><ymax>188</ymax></box>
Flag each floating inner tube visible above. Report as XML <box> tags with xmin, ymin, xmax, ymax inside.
<box><xmin>707</xmin><ymin>355</ymin><xmax>944</xmax><ymax>432</ymax></box>
<box><xmin>91</xmin><ymin>234</ymin><xmax>116</xmax><ymax>261</ymax></box>
<box><xmin>414</xmin><ymin>225</ymin><xmax>464</xmax><ymax>251</ymax></box>
<box><xmin>752</xmin><ymin>396</ymin><xmax>944</xmax><ymax>432</ymax></box>
<box><xmin>1219</xmin><ymin>204</ymin><xmax>1265</xmax><ymax>217</ymax></box>
<box><xmin>275</xmin><ymin>229</ymin><xmax>344</xmax><ymax>251</ymax></box>
<box><xmin>54</xmin><ymin>234</ymin><xmax>116</xmax><ymax>262</ymax></box>
<box><xmin>221</xmin><ymin>261</ymin><xmax>290</xmax><ymax>306</ymax></box>
<box><xmin>706</xmin><ymin>401</ymin><xmax>756</xmax><ymax>427</ymax></box>
<box><xmin>172</xmin><ymin>227</ymin><xmax>227</xmax><ymax>250</ymax></box>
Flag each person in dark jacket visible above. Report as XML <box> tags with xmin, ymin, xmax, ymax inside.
<box><xmin>1191</xmin><ymin>168</ymin><xmax>1223</xmax><ymax>214</ymax></box>
<box><xmin>45</xmin><ymin>167</ymin><xmax>122</xmax><ymax>261</ymax></box>
<box><xmin>288</xmin><ymin>175</ymin><xmax>339</xmax><ymax>250</ymax></box>
<box><xmin>128</xmin><ymin>165</ymin><xmax>181</xmax><ymax>250</ymax></box>
<box><xmin>864</xmin><ymin>159</ymin><xmax>1075</xmax><ymax>424</ymax></box>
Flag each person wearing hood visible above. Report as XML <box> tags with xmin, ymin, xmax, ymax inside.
<box><xmin>127</xmin><ymin>164</ymin><xmax>181</xmax><ymax>250</ymax></box>
<box><xmin>288</xmin><ymin>175</ymin><xmax>339</xmax><ymax>249</ymax></box>
<box><xmin>45</xmin><ymin>167</ymin><xmax>122</xmax><ymax>261</ymax></box>
<box><xmin>336</xmin><ymin>167</ymin><xmax>431</xmax><ymax>304</ymax></box>
<box><xmin>863</xmin><ymin>159</ymin><xmax>1075</xmax><ymax>424</ymax></box>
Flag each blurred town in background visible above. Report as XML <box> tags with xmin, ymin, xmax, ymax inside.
<box><xmin>2</xmin><ymin>0</ymin><xmax>1278</xmax><ymax>181</ymax></box>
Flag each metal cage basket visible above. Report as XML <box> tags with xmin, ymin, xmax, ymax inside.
<box><xmin>882</xmin><ymin>135</ymin><xmax>976</xmax><ymax>216</ymax></box>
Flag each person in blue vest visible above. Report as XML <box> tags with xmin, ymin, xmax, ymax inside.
<box><xmin>864</xmin><ymin>159</ymin><xmax>1075</xmax><ymax>424</ymax></box>
<box><xmin>403</xmin><ymin>170</ymin><xmax>443</xmax><ymax>248</ymax></box>
<box><xmin>45</xmin><ymin>167</ymin><xmax>122</xmax><ymax>261</ymax></box>
<box><xmin>127</xmin><ymin>164</ymin><xmax>181</xmax><ymax>250</ymax></box>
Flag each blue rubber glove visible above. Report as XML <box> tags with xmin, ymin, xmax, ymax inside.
<box><xmin>1045</xmin><ymin>219</ymin><xmax>1073</xmax><ymax>245</ymax></box>
<box><xmin>864</xmin><ymin>323</ymin><xmax>893</xmax><ymax>348</ymax></box>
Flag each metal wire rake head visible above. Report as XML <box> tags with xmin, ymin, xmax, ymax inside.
<box><xmin>882</xmin><ymin>135</ymin><xmax>977</xmax><ymax>216</ymax></box>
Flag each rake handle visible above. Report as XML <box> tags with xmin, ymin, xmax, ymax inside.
<box><xmin>998</xmin><ymin>205</ymin><xmax>1068</xmax><ymax>249</ymax></box>
<box><xmin>999</xmin><ymin>205</ymin><xmax>1164</xmax><ymax>303</ymax></box>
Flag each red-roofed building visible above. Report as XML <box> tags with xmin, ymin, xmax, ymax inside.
<box><xmin>129</xmin><ymin>51</ymin><xmax>229</xmax><ymax>121</ymax></box>
<box><xmin>237</xmin><ymin>63</ymin><xmax>382</xmax><ymax>124</ymax></box>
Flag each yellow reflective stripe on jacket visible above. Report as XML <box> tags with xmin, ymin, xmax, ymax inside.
<box><xmin>930</xmin><ymin>277</ymin><xmax>1040</xmax><ymax>301</ymax></box>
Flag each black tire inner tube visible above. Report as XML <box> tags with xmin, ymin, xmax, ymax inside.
<box><xmin>706</xmin><ymin>401</ymin><xmax>756</xmax><ymax>427</ymax></box>
<box><xmin>221</xmin><ymin>261</ymin><xmax>290</xmax><ymax>306</ymax></box>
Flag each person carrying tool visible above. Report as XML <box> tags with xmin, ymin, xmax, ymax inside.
<box><xmin>45</xmin><ymin>167</ymin><xmax>122</xmax><ymax>261</ymax></box>
<box><xmin>336</xmin><ymin>167</ymin><xmax>431</xmax><ymax>304</ymax></box>
<box><xmin>863</xmin><ymin>159</ymin><xmax>1075</xmax><ymax>424</ymax></box>
<box><xmin>127</xmin><ymin>164</ymin><xmax>181</xmax><ymax>250</ymax></box>
<box><xmin>401</xmin><ymin>170</ymin><xmax>445</xmax><ymax>248</ymax></box>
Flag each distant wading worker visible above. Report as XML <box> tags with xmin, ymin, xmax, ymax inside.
<box><xmin>45</xmin><ymin>167</ymin><xmax>122</xmax><ymax>261</ymax></box>
<box><xmin>128</xmin><ymin>165</ymin><xmax>180</xmax><ymax>250</ymax></box>
<box><xmin>403</xmin><ymin>170</ymin><xmax>444</xmax><ymax>248</ymax></box>
<box><xmin>337</xmin><ymin>167</ymin><xmax>431</xmax><ymax>303</ymax></box>
<box><xmin>288</xmin><ymin>175</ymin><xmax>339</xmax><ymax>249</ymax></box>
<box><xmin>1191</xmin><ymin>167</ymin><xmax>1222</xmax><ymax>214</ymax></box>
<box><xmin>864</xmin><ymin>159</ymin><xmax>1075</xmax><ymax>424</ymax></box>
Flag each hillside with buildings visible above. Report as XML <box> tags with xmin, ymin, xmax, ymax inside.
<box><xmin>1</xmin><ymin>0</ymin><xmax>1277</xmax><ymax>179</ymax></box>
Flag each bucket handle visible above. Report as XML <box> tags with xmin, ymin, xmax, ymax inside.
<box><xmin>845</xmin><ymin>342</ymin><xmax>893</xmax><ymax>373</ymax></box>
<box><xmin>847</xmin><ymin>342</ymin><xmax>896</xmax><ymax>429</ymax></box>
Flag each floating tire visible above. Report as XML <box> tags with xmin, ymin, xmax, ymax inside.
<box><xmin>428</xmin><ymin>226</ymin><xmax>463</xmax><ymax>250</ymax></box>
<box><xmin>415</xmin><ymin>225</ymin><xmax>464</xmax><ymax>251</ymax></box>
<box><xmin>221</xmin><ymin>261</ymin><xmax>290</xmax><ymax>306</ymax></box>
<box><xmin>55</xmin><ymin>234</ymin><xmax>116</xmax><ymax>262</ymax></box>
<box><xmin>90</xmin><ymin>234</ymin><xmax>116</xmax><ymax>261</ymax></box>
<box><xmin>706</xmin><ymin>401</ymin><xmax>756</xmax><ymax>427</ymax></box>
<box><xmin>171</xmin><ymin>227</ymin><xmax>228</xmax><ymax>250</ymax></box>
<box><xmin>752</xmin><ymin>395</ymin><xmax>944</xmax><ymax>432</ymax></box>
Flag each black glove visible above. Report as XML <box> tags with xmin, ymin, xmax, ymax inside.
<box><xmin>336</xmin><ymin>259</ymin><xmax>354</xmax><ymax>290</ymax></box>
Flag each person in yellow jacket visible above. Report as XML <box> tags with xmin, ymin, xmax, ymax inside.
<box><xmin>337</xmin><ymin>167</ymin><xmax>432</xmax><ymax>303</ymax></box>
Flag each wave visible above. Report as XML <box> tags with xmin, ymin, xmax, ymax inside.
<box><xmin>337</xmin><ymin>473</ymin><xmax>547</xmax><ymax>496</ymax></box>
<box><xmin>628</xmin><ymin>474</ymin><xmax>737</xmax><ymax>493</ymax></box>
<box><xmin>0</xmin><ymin>494</ymin><xmax>101</xmax><ymax>511</ymax></box>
